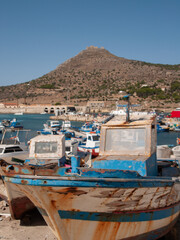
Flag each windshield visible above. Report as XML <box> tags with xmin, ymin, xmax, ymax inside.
<box><xmin>92</xmin><ymin>135</ymin><xmax>100</xmax><ymax>141</ymax></box>
<box><xmin>35</xmin><ymin>142</ymin><xmax>57</xmax><ymax>154</ymax></box>
<box><xmin>65</xmin><ymin>146</ymin><xmax>71</xmax><ymax>152</ymax></box>
<box><xmin>105</xmin><ymin>128</ymin><xmax>146</xmax><ymax>154</ymax></box>
<box><xmin>0</xmin><ymin>148</ymin><xmax>4</xmax><ymax>153</ymax></box>
<box><xmin>52</xmin><ymin>121</ymin><xmax>59</xmax><ymax>124</ymax></box>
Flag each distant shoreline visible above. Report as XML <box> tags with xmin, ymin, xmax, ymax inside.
<box><xmin>0</xmin><ymin>103</ymin><xmax>177</xmax><ymax>115</ymax></box>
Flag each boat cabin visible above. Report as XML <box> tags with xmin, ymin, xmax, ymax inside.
<box><xmin>92</xmin><ymin>114</ymin><xmax>157</xmax><ymax>176</ymax></box>
<box><xmin>26</xmin><ymin>135</ymin><xmax>65</xmax><ymax>165</ymax></box>
<box><xmin>86</xmin><ymin>133</ymin><xmax>100</xmax><ymax>148</ymax></box>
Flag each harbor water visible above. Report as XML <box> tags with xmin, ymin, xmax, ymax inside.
<box><xmin>0</xmin><ymin>114</ymin><xmax>84</xmax><ymax>142</ymax></box>
<box><xmin>0</xmin><ymin>113</ymin><xmax>179</xmax><ymax>146</ymax></box>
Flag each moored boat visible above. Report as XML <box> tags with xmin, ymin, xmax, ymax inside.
<box><xmin>0</xmin><ymin>97</ymin><xmax>180</xmax><ymax>240</ymax></box>
<box><xmin>47</xmin><ymin>120</ymin><xmax>61</xmax><ymax>131</ymax></box>
<box><xmin>9</xmin><ymin>118</ymin><xmax>23</xmax><ymax>129</ymax></box>
<box><xmin>14</xmin><ymin>112</ymin><xmax>23</xmax><ymax>115</ymax></box>
<box><xmin>2</xmin><ymin>118</ymin><xmax>23</xmax><ymax>129</ymax></box>
<box><xmin>174</xmin><ymin>126</ymin><xmax>180</xmax><ymax>132</ymax></box>
<box><xmin>37</xmin><ymin>120</ymin><xmax>61</xmax><ymax>134</ymax></box>
<box><xmin>62</xmin><ymin>120</ymin><xmax>71</xmax><ymax>130</ymax></box>
<box><xmin>157</xmin><ymin>123</ymin><xmax>169</xmax><ymax>133</ymax></box>
<box><xmin>77</xmin><ymin>132</ymin><xmax>100</xmax><ymax>157</ymax></box>
<box><xmin>79</xmin><ymin>122</ymin><xmax>94</xmax><ymax>132</ymax></box>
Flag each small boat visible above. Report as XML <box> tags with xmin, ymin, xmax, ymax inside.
<box><xmin>0</xmin><ymin>95</ymin><xmax>180</xmax><ymax>240</ymax></box>
<box><xmin>38</xmin><ymin>121</ymin><xmax>61</xmax><ymax>134</ymax></box>
<box><xmin>62</xmin><ymin>120</ymin><xmax>71</xmax><ymax>130</ymax></box>
<box><xmin>110</xmin><ymin>109</ymin><xmax>126</xmax><ymax>115</ymax></box>
<box><xmin>37</xmin><ymin>123</ymin><xmax>53</xmax><ymax>135</ymax></box>
<box><xmin>47</xmin><ymin>120</ymin><xmax>61</xmax><ymax>131</ymax></box>
<box><xmin>157</xmin><ymin>121</ymin><xmax>169</xmax><ymax>132</ymax></box>
<box><xmin>1</xmin><ymin>118</ymin><xmax>23</xmax><ymax>129</ymax></box>
<box><xmin>174</xmin><ymin>126</ymin><xmax>180</xmax><ymax>132</ymax></box>
<box><xmin>78</xmin><ymin>132</ymin><xmax>100</xmax><ymax>157</ymax></box>
<box><xmin>2</xmin><ymin>119</ymin><xmax>11</xmax><ymax>127</ymax></box>
<box><xmin>157</xmin><ymin>124</ymin><xmax>169</xmax><ymax>133</ymax></box>
<box><xmin>14</xmin><ymin>112</ymin><xmax>23</xmax><ymax>115</ymax></box>
<box><xmin>80</xmin><ymin>122</ymin><xmax>94</xmax><ymax>132</ymax></box>
<box><xmin>9</xmin><ymin>118</ymin><xmax>23</xmax><ymax>129</ymax></box>
<box><xmin>80</xmin><ymin>122</ymin><xmax>100</xmax><ymax>133</ymax></box>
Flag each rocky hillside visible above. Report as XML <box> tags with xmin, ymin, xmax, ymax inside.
<box><xmin>0</xmin><ymin>46</ymin><xmax>180</xmax><ymax>109</ymax></box>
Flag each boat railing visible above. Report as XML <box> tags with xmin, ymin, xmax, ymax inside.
<box><xmin>0</xmin><ymin>129</ymin><xmax>31</xmax><ymax>145</ymax></box>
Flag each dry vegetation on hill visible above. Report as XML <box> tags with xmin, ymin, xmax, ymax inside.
<box><xmin>0</xmin><ymin>46</ymin><xmax>180</xmax><ymax>109</ymax></box>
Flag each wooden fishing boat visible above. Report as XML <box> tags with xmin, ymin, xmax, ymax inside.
<box><xmin>0</xmin><ymin>96</ymin><xmax>180</xmax><ymax>240</ymax></box>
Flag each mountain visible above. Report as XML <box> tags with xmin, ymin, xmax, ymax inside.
<box><xmin>0</xmin><ymin>46</ymin><xmax>180</xmax><ymax>109</ymax></box>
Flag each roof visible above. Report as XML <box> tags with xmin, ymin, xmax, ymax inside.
<box><xmin>104</xmin><ymin>113</ymin><xmax>155</xmax><ymax>126</ymax></box>
<box><xmin>29</xmin><ymin>134</ymin><xmax>63</xmax><ymax>142</ymax></box>
<box><xmin>170</xmin><ymin>111</ymin><xmax>180</xmax><ymax>118</ymax></box>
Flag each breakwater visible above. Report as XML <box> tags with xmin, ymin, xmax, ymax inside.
<box><xmin>49</xmin><ymin>114</ymin><xmax>112</xmax><ymax>123</ymax></box>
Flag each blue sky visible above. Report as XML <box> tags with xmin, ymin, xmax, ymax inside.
<box><xmin>0</xmin><ymin>0</ymin><xmax>180</xmax><ymax>86</ymax></box>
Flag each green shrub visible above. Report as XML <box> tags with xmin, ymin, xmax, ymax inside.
<box><xmin>136</xmin><ymin>87</ymin><xmax>163</xmax><ymax>98</ymax></box>
<box><xmin>157</xmin><ymin>79</ymin><xmax>165</xmax><ymax>83</ymax></box>
<box><xmin>40</xmin><ymin>84</ymin><xmax>55</xmax><ymax>89</ymax></box>
<box><xmin>171</xmin><ymin>81</ymin><xmax>180</xmax><ymax>92</ymax></box>
<box><xmin>172</xmin><ymin>93</ymin><xmax>180</xmax><ymax>102</ymax></box>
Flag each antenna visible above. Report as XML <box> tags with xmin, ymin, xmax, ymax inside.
<box><xmin>118</xmin><ymin>91</ymin><xmax>139</xmax><ymax>122</ymax></box>
<box><xmin>123</xmin><ymin>94</ymin><xmax>130</xmax><ymax>122</ymax></box>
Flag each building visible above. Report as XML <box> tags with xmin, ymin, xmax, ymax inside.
<box><xmin>87</xmin><ymin>101</ymin><xmax>105</xmax><ymax>112</ymax></box>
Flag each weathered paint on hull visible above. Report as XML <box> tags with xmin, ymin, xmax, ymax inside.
<box><xmin>5</xmin><ymin>180</ymin><xmax>180</xmax><ymax>240</ymax></box>
<box><xmin>57</xmin><ymin>212</ymin><xmax>179</xmax><ymax>240</ymax></box>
